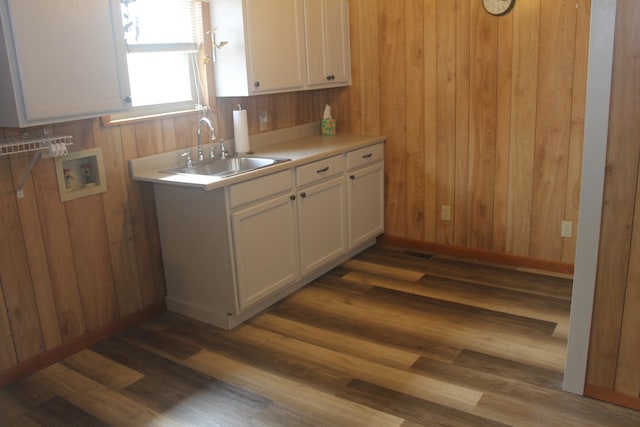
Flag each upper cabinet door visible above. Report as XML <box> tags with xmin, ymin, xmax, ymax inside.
<box><xmin>211</xmin><ymin>0</ymin><xmax>350</xmax><ymax>97</ymax></box>
<box><xmin>0</xmin><ymin>0</ymin><xmax>131</xmax><ymax>127</ymax></box>
<box><xmin>304</xmin><ymin>0</ymin><xmax>351</xmax><ymax>88</ymax></box>
<box><xmin>244</xmin><ymin>0</ymin><xmax>306</xmax><ymax>94</ymax></box>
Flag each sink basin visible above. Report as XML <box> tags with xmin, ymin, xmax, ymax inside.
<box><xmin>161</xmin><ymin>156</ymin><xmax>290</xmax><ymax>178</ymax></box>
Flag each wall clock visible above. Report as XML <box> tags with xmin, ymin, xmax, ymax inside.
<box><xmin>482</xmin><ymin>0</ymin><xmax>515</xmax><ymax>16</ymax></box>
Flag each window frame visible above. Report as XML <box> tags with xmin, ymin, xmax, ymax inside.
<box><xmin>104</xmin><ymin>0</ymin><xmax>209</xmax><ymax>125</ymax></box>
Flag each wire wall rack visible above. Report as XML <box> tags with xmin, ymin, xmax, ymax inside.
<box><xmin>0</xmin><ymin>132</ymin><xmax>74</xmax><ymax>198</ymax></box>
<box><xmin>0</xmin><ymin>134</ymin><xmax>73</xmax><ymax>156</ymax></box>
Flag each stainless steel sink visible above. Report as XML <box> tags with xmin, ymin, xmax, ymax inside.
<box><xmin>161</xmin><ymin>156</ymin><xmax>290</xmax><ymax>178</ymax></box>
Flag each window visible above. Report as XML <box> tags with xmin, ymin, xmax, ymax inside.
<box><xmin>115</xmin><ymin>0</ymin><xmax>206</xmax><ymax>119</ymax></box>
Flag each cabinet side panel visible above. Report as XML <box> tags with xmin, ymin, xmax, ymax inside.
<box><xmin>154</xmin><ymin>185</ymin><xmax>238</xmax><ymax>316</ymax></box>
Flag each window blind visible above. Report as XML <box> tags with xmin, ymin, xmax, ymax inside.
<box><xmin>121</xmin><ymin>0</ymin><xmax>203</xmax><ymax>53</ymax></box>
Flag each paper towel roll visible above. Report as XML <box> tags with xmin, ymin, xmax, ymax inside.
<box><xmin>233</xmin><ymin>109</ymin><xmax>250</xmax><ymax>154</ymax></box>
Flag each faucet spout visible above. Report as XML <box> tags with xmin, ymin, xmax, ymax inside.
<box><xmin>196</xmin><ymin>117</ymin><xmax>216</xmax><ymax>161</ymax></box>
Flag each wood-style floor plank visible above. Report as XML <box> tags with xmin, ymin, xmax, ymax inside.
<box><xmin>250</xmin><ymin>313</ymin><xmax>422</xmax><ymax>369</ymax></box>
<box><xmin>2</xmin><ymin>245</ymin><xmax>640</xmax><ymax>426</ymax></box>
<box><xmin>61</xmin><ymin>349</ymin><xmax>144</xmax><ymax>390</ymax></box>
<box><xmin>355</xmin><ymin>247</ymin><xmax>573</xmax><ymax>300</ymax></box>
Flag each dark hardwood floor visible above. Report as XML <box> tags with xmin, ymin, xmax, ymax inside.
<box><xmin>2</xmin><ymin>246</ymin><xmax>639</xmax><ymax>426</ymax></box>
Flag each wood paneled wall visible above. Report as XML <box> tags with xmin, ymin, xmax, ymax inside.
<box><xmin>347</xmin><ymin>0</ymin><xmax>591</xmax><ymax>264</ymax></box>
<box><xmin>585</xmin><ymin>0</ymin><xmax>640</xmax><ymax>410</ymax></box>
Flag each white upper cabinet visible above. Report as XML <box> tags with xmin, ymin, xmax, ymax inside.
<box><xmin>211</xmin><ymin>0</ymin><xmax>306</xmax><ymax>96</ymax></box>
<box><xmin>304</xmin><ymin>0</ymin><xmax>351</xmax><ymax>88</ymax></box>
<box><xmin>210</xmin><ymin>0</ymin><xmax>351</xmax><ymax>97</ymax></box>
<box><xmin>0</xmin><ymin>0</ymin><xmax>131</xmax><ymax>128</ymax></box>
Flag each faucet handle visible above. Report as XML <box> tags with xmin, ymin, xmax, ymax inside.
<box><xmin>181</xmin><ymin>151</ymin><xmax>193</xmax><ymax>167</ymax></box>
<box><xmin>219</xmin><ymin>139</ymin><xmax>229</xmax><ymax>159</ymax></box>
<box><xmin>209</xmin><ymin>145</ymin><xmax>216</xmax><ymax>159</ymax></box>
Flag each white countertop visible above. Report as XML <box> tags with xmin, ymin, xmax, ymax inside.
<box><xmin>129</xmin><ymin>122</ymin><xmax>385</xmax><ymax>192</ymax></box>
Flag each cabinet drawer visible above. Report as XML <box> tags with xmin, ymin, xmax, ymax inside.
<box><xmin>296</xmin><ymin>154</ymin><xmax>345</xmax><ymax>187</ymax></box>
<box><xmin>346</xmin><ymin>143</ymin><xmax>384</xmax><ymax>170</ymax></box>
<box><xmin>229</xmin><ymin>169</ymin><xmax>293</xmax><ymax>208</ymax></box>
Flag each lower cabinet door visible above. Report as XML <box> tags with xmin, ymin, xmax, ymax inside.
<box><xmin>298</xmin><ymin>176</ymin><xmax>347</xmax><ymax>275</ymax></box>
<box><xmin>231</xmin><ymin>193</ymin><xmax>299</xmax><ymax>310</ymax></box>
<box><xmin>348</xmin><ymin>162</ymin><xmax>384</xmax><ymax>248</ymax></box>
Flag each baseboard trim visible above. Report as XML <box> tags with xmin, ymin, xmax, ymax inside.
<box><xmin>378</xmin><ymin>235</ymin><xmax>574</xmax><ymax>275</ymax></box>
<box><xmin>584</xmin><ymin>384</ymin><xmax>640</xmax><ymax>411</ymax></box>
<box><xmin>0</xmin><ymin>300</ymin><xmax>166</xmax><ymax>388</ymax></box>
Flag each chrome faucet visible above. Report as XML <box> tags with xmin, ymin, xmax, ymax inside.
<box><xmin>196</xmin><ymin>117</ymin><xmax>216</xmax><ymax>161</ymax></box>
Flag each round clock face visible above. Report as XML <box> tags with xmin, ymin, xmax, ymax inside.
<box><xmin>482</xmin><ymin>0</ymin><xmax>514</xmax><ymax>15</ymax></box>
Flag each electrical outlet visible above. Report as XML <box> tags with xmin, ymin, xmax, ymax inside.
<box><xmin>561</xmin><ymin>220</ymin><xmax>573</xmax><ymax>238</ymax></box>
<box><xmin>441</xmin><ymin>205</ymin><xmax>451</xmax><ymax>221</ymax></box>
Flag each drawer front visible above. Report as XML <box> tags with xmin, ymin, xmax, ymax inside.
<box><xmin>296</xmin><ymin>155</ymin><xmax>345</xmax><ymax>187</ymax></box>
<box><xmin>229</xmin><ymin>169</ymin><xmax>293</xmax><ymax>208</ymax></box>
<box><xmin>346</xmin><ymin>143</ymin><xmax>384</xmax><ymax>170</ymax></box>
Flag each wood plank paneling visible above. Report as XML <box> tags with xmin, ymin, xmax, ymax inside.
<box><xmin>93</xmin><ymin>121</ymin><xmax>143</xmax><ymax>316</ymax></box>
<box><xmin>31</xmin><ymin>156</ymin><xmax>86</xmax><ymax>342</ymax></box>
<box><xmin>467</xmin><ymin>1</ymin><xmax>497</xmax><ymax>250</ymax></box>
<box><xmin>379</xmin><ymin>1</ymin><xmax>407</xmax><ymax>237</ymax></box>
<box><xmin>358</xmin><ymin>1</ymin><xmax>381</xmax><ymax>135</ymax></box>
<box><xmin>0</xmin><ymin>275</ymin><xmax>17</xmax><ymax>371</ymax></box>
<box><xmin>9</xmin><ymin>155</ymin><xmax>62</xmax><ymax>350</ymax></box>
<box><xmin>0</xmin><ymin>157</ymin><xmax>45</xmax><ymax>361</ymax></box>
<box><xmin>435</xmin><ymin>0</ymin><xmax>457</xmax><ymax>245</ymax></box>
<box><xmin>529</xmin><ymin>0</ymin><xmax>577</xmax><ymax>260</ymax></box>
<box><xmin>562</xmin><ymin>0</ymin><xmax>590</xmax><ymax>263</ymax></box>
<box><xmin>506</xmin><ymin>0</ymin><xmax>540</xmax><ymax>256</ymax></box>
<box><xmin>423</xmin><ymin>0</ymin><xmax>438</xmax><ymax>243</ymax></box>
<box><xmin>405</xmin><ymin>0</ymin><xmax>426</xmax><ymax>240</ymax></box>
<box><xmin>615</xmin><ymin>160</ymin><xmax>640</xmax><ymax>397</ymax></box>
<box><xmin>453</xmin><ymin>0</ymin><xmax>470</xmax><ymax>247</ymax></box>
<box><xmin>492</xmin><ymin>12</ymin><xmax>513</xmax><ymax>253</ymax></box>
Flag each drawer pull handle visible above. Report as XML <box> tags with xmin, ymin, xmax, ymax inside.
<box><xmin>316</xmin><ymin>166</ymin><xmax>330</xmax><ymax>173</ymax></box>
<box><xmin>362</xmin><ymin>153</ymin><xmax>373</xmax><ymax>159</ymax></box>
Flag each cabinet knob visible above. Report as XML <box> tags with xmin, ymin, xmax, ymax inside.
<box><xmin>124</xmin><ymin>96</ymin><xmax>132</xmax><ymax>104</ymax></box>
<box><xmin>300</xmin><ymin>192</ymin><xmax>306</xmax><ymax>198</ymax></box>
<box><xmin>290</xmin><ymin>195</ymin><xmax>296</xmax><ymax>201</ymax></box>
<box><xmin>254</xmin><ymin>81</ymin><xmax>260</xmax><ymax>88</ymax></box>
<box><xmin>350</xmin><ymin>175</ymin><xmax>355</xmax><ymax>180</ymax></box>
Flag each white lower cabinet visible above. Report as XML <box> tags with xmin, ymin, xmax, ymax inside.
<box><xmin>298</xmin><ymin>176</ymin><xmax>347</xmax><ymax>275</ymax></box>
<box><xmin>153</xmin><ymin>141</ymin><xmax>384</xmax><ymax>330</ymax></box>
<box><xmin>231</xmin><ymin>193</ymin><xmax>299</xmax><ymax>311</ymax></box>
<box><xmin>346</xmin><ymin>143</ymin><xmax>385</xmax><ymax>248</ymax></box>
